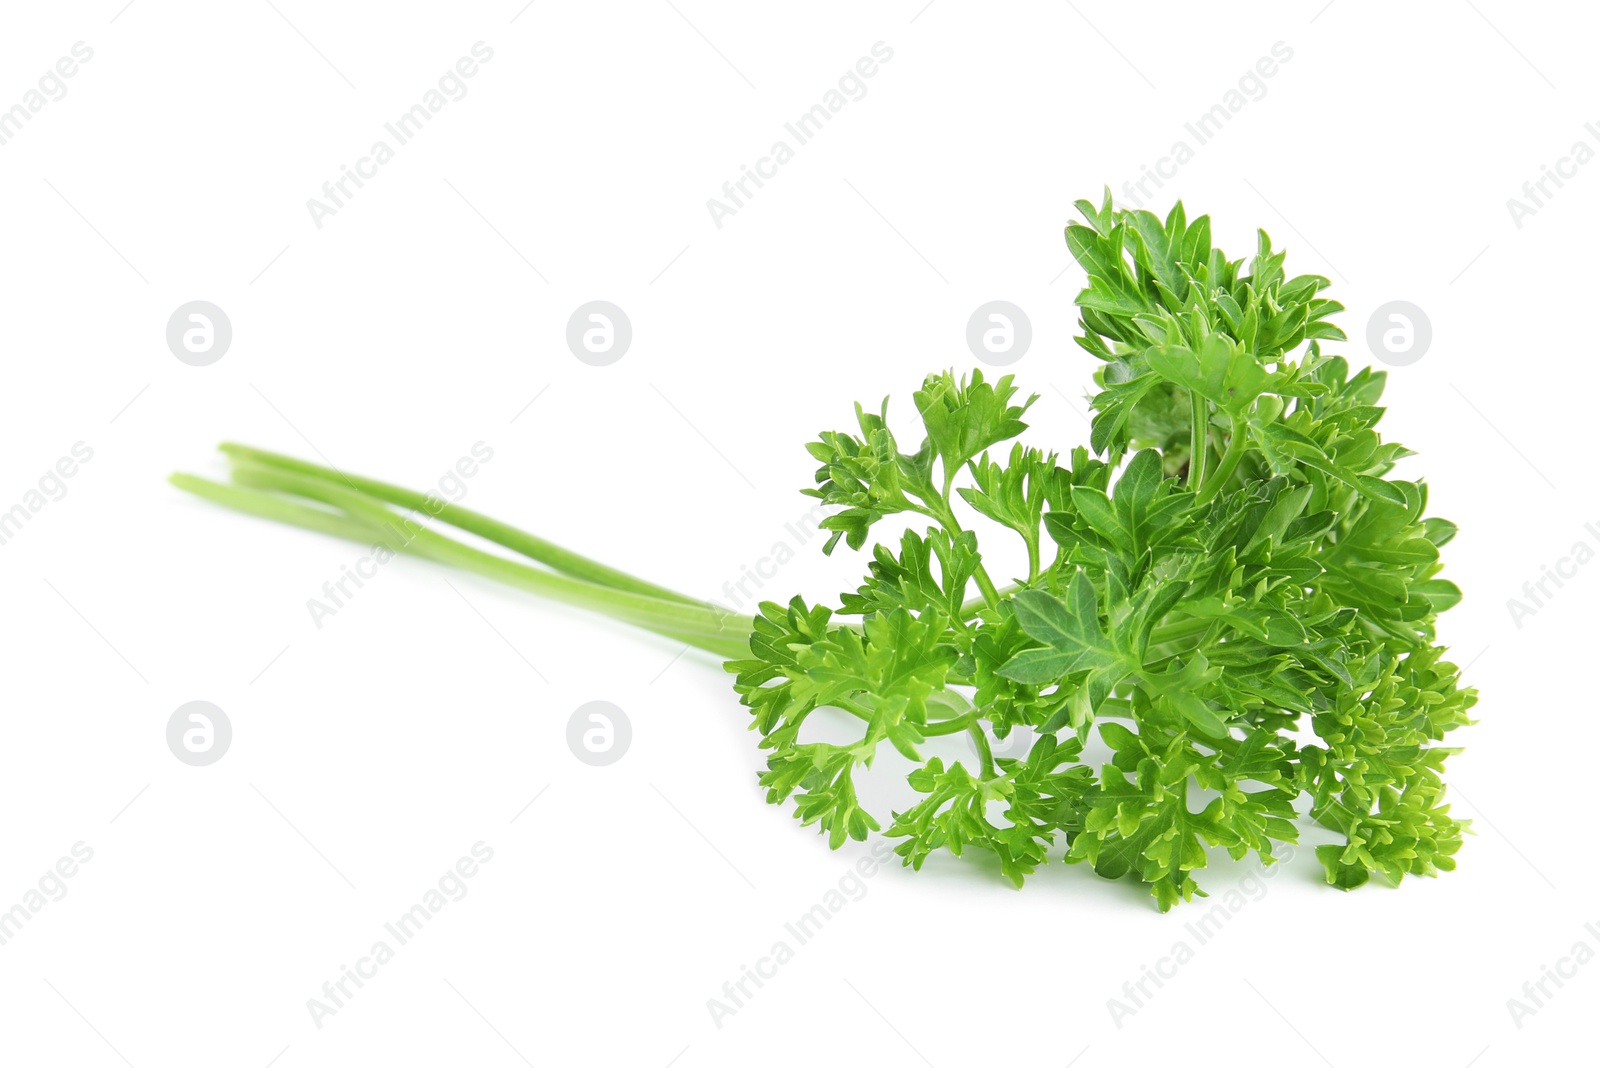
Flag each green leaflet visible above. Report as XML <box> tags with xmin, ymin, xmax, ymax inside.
<box><xmin>997</xmin><ymin>577</ymin><xmax>1139</xmax><ymax>714</ymax></box>
<box><xmin>1146</xmin><ymin>334</ymin><xmax>1273</xmax><ymax>416</ymax></box>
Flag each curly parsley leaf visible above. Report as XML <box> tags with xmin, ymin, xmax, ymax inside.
<box><xmin>726</xmin><ymin>191</ymin><xmax>1475</xmax><ymax>909</ymax></box>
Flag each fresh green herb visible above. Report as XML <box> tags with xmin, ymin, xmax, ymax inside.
<box><xmin>172</xmin><ymin>192</ymin><xmax>1475</xmax><ymax>910</ymax></box>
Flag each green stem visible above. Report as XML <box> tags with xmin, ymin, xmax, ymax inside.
<box><xmin>171</xmin><ymin>472</ymin><xmax>403</xmax><ymax>545</ymax></box>
<box><xmin>218</xmin><ymin>443</ymin><xmax>710</xmax><ymax>609</ymax></box>
<box><xmin>245</xmin><ymin>463</ymin><xmax>751</xmax><ymax>649</ymax></box>
<box><xmin>969</xmin><ymin>563</ymin><xmax>1002</xmax><ymax>609</ymax></box>
<box><xmin>1187</xmin><ymin>391</ymin><xmax>1209</xmax><ymax>490</ymax></box>
<box><xmin>834</xmin><ymin>697</ymin><xmax>875</xmax><ymax>724</ymax></box>
<box><xmin>1196</xmin><ymin>417</ymin><xmax>1247</xmax><ymax>504</ymax></box>
<box><xmin>1148</xmin><ymin>615</ymin><xmax>1215</xmax><ymax>647</ymax></box>
<box><xmin>928</xmin><ymin>501</ymin><xmax>1001</xmax><ymax>609</ymax></box>
<box><xmin>967</xmin><ymin>722</ymin><xmax>996</xmax><ymax>779</ymax></box>
<box><xmin>172</xmin><ymin>470</ymin><xmax>754</xmax><ymax>659</ymax></box>
<box><xmin>922</xmin><ymin>712</ymin><xmax>976</xmax><ymax>736</ymax></box>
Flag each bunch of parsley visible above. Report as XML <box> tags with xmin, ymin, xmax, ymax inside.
<box><xmin>174</xmin><ymin>193</ymin><xmax>1475</xmax><ymax>910</ymax></box>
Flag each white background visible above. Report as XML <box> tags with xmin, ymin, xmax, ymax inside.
<box><xmin>0</xmin><ymin>1</ymin><xmax>1592</xmax><ymax>1065</ymax></box>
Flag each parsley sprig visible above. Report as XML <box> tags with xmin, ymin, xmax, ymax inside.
<box><xmin>173</xmin><ymin>192</ymin><xmax>1476</xmax><ymax>910</ymax></box>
